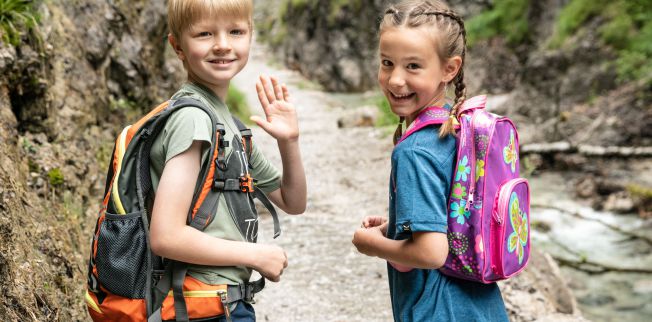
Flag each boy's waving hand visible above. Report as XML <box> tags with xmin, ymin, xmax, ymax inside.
<box><xmin>252</xmin><ymin>75</ymin><xmax>299</xmax><ymax>142</ymax></box>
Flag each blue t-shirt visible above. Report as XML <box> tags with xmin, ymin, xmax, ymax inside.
<box><xmin>387</xmin><ymin>125</ymin><xmax>509</xmax><ymax>322</ymax></box>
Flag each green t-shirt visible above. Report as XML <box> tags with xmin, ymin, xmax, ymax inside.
<box><xmin>149</xmin><ymin>82</ymin><xmax>281</xmax><ymax>285</ymax></box>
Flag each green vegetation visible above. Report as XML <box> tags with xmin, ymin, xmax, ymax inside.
<box><xmin>47</xmin><ymin>168</ymin><xmax>64</xmax><ymax>187</ymax></box>
<box><xmin>226</xmin><ymin>85</ymin><xmax>252</xmax><ymax>124</ymax></box>
<box><xmin>550</xmin><ymin>0</ymin><xmax>652</xmax><ymax>82</ymax></box>
<box><xmin>466</xmin><ymin>0</ymin><xmax>531</xmax><ymax>47</ymax></box>
<box><xmin>0</xmin><ymin>0</ymin><xmax>39</xmax><ymax>46</ymax></box>
<box><xmin>627</xmin><ymin>184</ymin><xmax>652</xmax><ymax>217</ymax></box>
<box><xmin>375</xmin><ymin>95</ymin><xmax>398</xmax><ymax>127</ymax></box>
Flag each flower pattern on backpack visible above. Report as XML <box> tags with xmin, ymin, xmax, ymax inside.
<box><xmin>448</xmin><ymin>232</ymin><xmax>469</xmax><ymax>255</ymax></box>
<box><xmin>455</xmin><ymin>156</ymin><xmax>471</xmax><ymax>182</ymax></box>
<box><xmin>507</xmin><ymin>192</ymin><xmax>528</xmax><ymax>264</ymax></box>
<box><xmin>474</xmin><ymin>134</ymin><xmax>489</xmax><ymax>159</ymax></box>
<box><xmin>503</xmin><ymin>130</ymin><xmax>517</xmax><ymax>173</ymax></box>
<box><xmin>451</xmin><ymin>183</ymin><xmax>467</xmax><ymax>199</ymax></box>
<box><xmin>450</xmin><ymin>200</ymin><xmax>470</xmax><ymax>225</ymax></box>
<box><xmin>475</xmin><ymin>159</ymin><xmax>485</xmax><ymax>182</ymax></box>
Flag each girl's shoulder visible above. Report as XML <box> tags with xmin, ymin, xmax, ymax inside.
<box><xmin>393</xmin><ymin>125</ymin><xmax>456</xmax><ymax>166</ymax></box>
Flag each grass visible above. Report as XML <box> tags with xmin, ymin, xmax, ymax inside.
<box><xmin>549</xmin><ymin>0</ymin><xmax>652</xmax><ymax>83</ymax></box>
<box><xmin>466</xmin><ymin>0</ymin><xmax>531</xmax><ymax>47</ymax></box>
<box><xmin>226</xmin><ymin>85</ymin><xmax>252</xmax><ymax>124</ymax></box>
<box><xmin>0</xmin><ymin>0</ymin><xmax>39</xmax><ymax>46</ymax></box>
<box><xmin>375</xmin><ymin>94</ymin><xmax>399</xmax><ymax>127</ymax></box>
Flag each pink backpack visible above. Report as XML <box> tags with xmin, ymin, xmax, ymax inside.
<box><xmin>396</xmin><ymin>95</ymin><xmax>531</xmax><ymax>283</ymax></box>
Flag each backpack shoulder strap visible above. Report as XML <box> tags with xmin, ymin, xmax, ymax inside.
<box><xmin>397</xmin><ymin>106</ymin><xmax>449</xmax><ymax>144</ymax></box>
<box><xmin>231</xmin><ymin>116</ymin><xmax>253</xmax><ymax>163</ymax></box>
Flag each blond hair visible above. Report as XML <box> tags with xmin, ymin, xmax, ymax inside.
<box><xmin>167</xmin><ymin>0</ymin><xmax>253</xmax><ymax>39</ymax></box>
<box><xmin>381</xmin><ymin>0</ymin><xmax>467</xmax><ymax>140</ymax></box>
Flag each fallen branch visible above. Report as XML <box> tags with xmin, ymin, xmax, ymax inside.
<box><xmin>531</xmin><ymin>203</ymin><xmax>652</xmax><ymax>246</ymax></box>
<box><xmin>551</xmin><ymin>255</ymin><xmax>652</xmax><ymax>274</ymax></box>
<box><xmin>543</xmin><ymin>237</ymin><xmax>652</xmax><ymax>274</ymax></box>
<box><xmin>521</xmin><ymin>142</ymin><xmax>652</xmax><ymax>157</ymax></box>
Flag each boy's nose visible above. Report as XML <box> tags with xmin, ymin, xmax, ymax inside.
<box><xmin>212</xmin><ymin>35</ymin><xmax>231</xmax><ymax>52</ymax></box>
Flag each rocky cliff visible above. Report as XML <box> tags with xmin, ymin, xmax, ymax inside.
<box><xmin>0</xmin><ymin>1</ymin><xmax>181</xmax><ymax>319</ymax></box>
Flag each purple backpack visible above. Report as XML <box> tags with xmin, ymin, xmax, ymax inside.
<box><xmin>397</xmin><ymin>95</ymin><xmax>531</xmax><ymax>283</ymax></box>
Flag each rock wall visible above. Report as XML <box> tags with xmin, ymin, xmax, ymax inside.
<box><xmin>0</xmin><ymin>1</ymin><xmax>182</xmax><ymax>320</ymax></box>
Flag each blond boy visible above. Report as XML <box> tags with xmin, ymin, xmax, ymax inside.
<box><xmin>149</xmin><ymin>0</ymin><xmax>306</xmax><ymax>320</ymax></box>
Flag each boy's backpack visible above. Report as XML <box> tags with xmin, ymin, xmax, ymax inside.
<box><xmin>397</xmin><ymin>95</ymin><xmax>530</xmax><ymax>283</ymax></box>
<box><xmin>85</xmin><ymin>97</ymin><xmax>281</xmax><ymax>322</ymax></box>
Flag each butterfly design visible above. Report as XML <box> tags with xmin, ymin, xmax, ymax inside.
<box><xmin>503</xmin><ymin>129</ymin><xmax>517</xmax><ymax>173</ymax></box>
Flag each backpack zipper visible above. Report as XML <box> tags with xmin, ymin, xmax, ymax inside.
<box><xmin>494</xmin><ymin>178</ymin><xmax>528</xmax><ymax>225</ymax></box>
<box><xmin>465</xmin><ymin>112</ymin><xmax>478</xmax><ymax>212</ymax></box>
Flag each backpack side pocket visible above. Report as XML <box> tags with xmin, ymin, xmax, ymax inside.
<box><xmin>490</xmin><ymin>178</ymin><xmax>530</xmax><ymax>280</ymax></box>
<box><xmin>94</xmin><ymin>211</ymin><xmax>148</xmax><ymax>299</ymax></box>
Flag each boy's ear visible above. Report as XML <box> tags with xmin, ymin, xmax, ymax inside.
<box><xmin>442</xmin><ymin>56</ymin><xmax>463</xmax><ymax>83</ymax></box>
<box><xmin>168</xmin><ymin>33</ymin><xmax>185</xmax><ymax>60</ymax></box>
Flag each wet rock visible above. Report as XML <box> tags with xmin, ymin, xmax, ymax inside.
<box><xmin>602</xmin><ymin>191</ymin><xmax>635</xmax><ymax>213</ymax></box>
<box><xmin>575</xmin><ymin>176</ymin><xmax>598</xmax><ymax>199</ymax></box>
<box><xmin>336</xmin><ymin>106</ymin><xmax>378</xmax><ymax>128</ymax></box>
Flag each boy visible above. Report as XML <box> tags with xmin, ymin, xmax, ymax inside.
<box><xmin>150</xmin><ymin>0</ymin><xmax>306</xmax><ymax>320</ymax></box>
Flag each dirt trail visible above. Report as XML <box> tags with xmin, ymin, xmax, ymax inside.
<box><xmin>232</xmin><ymin>44</ymin><xmax>394</xmax><ymax>321</ymax></box>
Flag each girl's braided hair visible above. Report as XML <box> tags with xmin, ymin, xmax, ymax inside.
<box><xmin>381</xmin><ymin>0</ymin><xmax>467</xmax><ymax>142</ymax></box>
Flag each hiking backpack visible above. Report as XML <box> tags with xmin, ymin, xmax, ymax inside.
<box><xmin>85</xmin><ymin>97</ymin><xmax>281</xmax><ymax>321</ymax></box>
<box><xmin>397</xmin><ymin>95</ymin><xmax>530</xmax><ymax>283</ymax></box>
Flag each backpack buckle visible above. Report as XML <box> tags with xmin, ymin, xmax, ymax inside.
<box><xmin>239</xmin><ymin>174</ymin><xmax>255</xmax><ymax>193</ymax></box>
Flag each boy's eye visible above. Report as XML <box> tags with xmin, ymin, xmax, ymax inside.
<box><xmin>231</xmin><ymin>29</ymin><xmax>247</xmax><ymax>36</ymax></box>
<box><xmin>406</xmin><ymin>63</ymin><xmax>420</xmax><ymax>69</ymax></box>
<box><xmin>197</xmin><ymin>31</ymin><xmax>212</xmax><ymax>37</ymax></box>
<box><xmin>381</xmin><ymin>60</ymin><xmax>393</xmax><ymax>67</ymax></box>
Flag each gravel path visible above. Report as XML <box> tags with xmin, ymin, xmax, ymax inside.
<box><xmin>232</xmin><ymin>43</ymin><xmax>394</xmax><ymax>322</ymax></box>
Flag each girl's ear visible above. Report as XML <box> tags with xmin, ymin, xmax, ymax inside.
<box><xmin>168</xmin><ymin>33</ymin><xmax>185</xmax><ymax>61</ymax></box>
<box><xmin>442</xmin><ymin>56</ymin><xmax>463</xmax><ymax>83</ymax></box>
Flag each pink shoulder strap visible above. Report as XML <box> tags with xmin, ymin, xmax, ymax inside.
<box><xmin>397</xmin><ymin>95</ymin><xmax>487</xmax><ymax>144</ymax></box>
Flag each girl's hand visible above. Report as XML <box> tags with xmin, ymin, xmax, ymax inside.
<box><xmin>252</xmin><ymin>75</ymin><xmax>299</xmax><ymax>142</ymax></box>
<box><xmin>361</xmin><ymin>216</ymin><xmax>387</xmax><ymax>228</ymax></box>
<box><xmin>352</xmin><ymin>226</ymin><xmax>385</xmax><ymax>257</ymax></box>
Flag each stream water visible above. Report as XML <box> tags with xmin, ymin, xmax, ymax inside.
<box><xmin>529</xmin><ymin>173</ymin><xmax>652</xmax><ymax>322</ymax></box>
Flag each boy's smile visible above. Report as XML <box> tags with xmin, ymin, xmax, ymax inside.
<box><xmin>171</xmin><ymin>16</ymin><xmax>252</xmax><ymax>98</ymax></box>
<box><xmin>378</xmin><ymin>26</ymin><xmax>451</xmax><ymax>122</ymax></box>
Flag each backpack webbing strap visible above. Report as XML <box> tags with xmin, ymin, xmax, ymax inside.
<box><xmin>253</xmin><ymin>189</ymin><xmax>281</xmax><ymax>239</ymax></box>
<box><xmin>232</xmin><ymin>117</ymin><xmax>253</xmax><ymax>168</ymax></box>
<box><xmin>226</xmin><ymin>277</ymin><xmax>265</xmax><ymax>304</ymax></box>
<box><xmin>172</xmin><ymin>263</ymin><xmax>190</xmax><ymax>322</ymax></box>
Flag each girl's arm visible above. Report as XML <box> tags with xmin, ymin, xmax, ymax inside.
<box><xmin>251</xmin><ymin>75</ymin><xmax>307</xmax><ymax>215</ymax></box>
<box><xmin>149</xmin><ymin>141</ymin><xmax>288</xmax><ymax>281</ymax></box>
<box><xmin>352</xmin><ymin>225</ymin><xmax>449</xmax><ymax>269</ymax></box>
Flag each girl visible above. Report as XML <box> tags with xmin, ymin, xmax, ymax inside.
<box><xmin>352</xmin><ymin>1</ymin><xmax>509</xmax><ymax>321</ymax></box>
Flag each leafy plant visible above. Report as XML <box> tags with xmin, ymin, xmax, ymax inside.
<box><xmin>550</xmin><ymin>0</ymin><xmax>652</xmax><ymax>83</ymax></box>
<box><xmin>466</xmin><ymin>0</ymin><xmax>531</xmax><ymax>47</ymax></box>
<box><xmin>0</xmin><ymin>0</ymin><xmax>39</xmax><ymax>46</ymax></box>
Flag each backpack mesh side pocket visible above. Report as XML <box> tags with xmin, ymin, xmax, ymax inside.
<box><xmin>95</xmin><ymin>211</ymin><xmax>148</xmax><ymax>298</ymax></box>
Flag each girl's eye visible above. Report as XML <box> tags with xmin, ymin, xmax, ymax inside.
<box><xmin>407</xmin><ymin>63</ymin><xmax>420</xmax><ymax>70</ymax></box>
<box><xmin>381</xmin><ymin>60</ymin><xmax>393</xmax><ymax>67</ymax></box>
